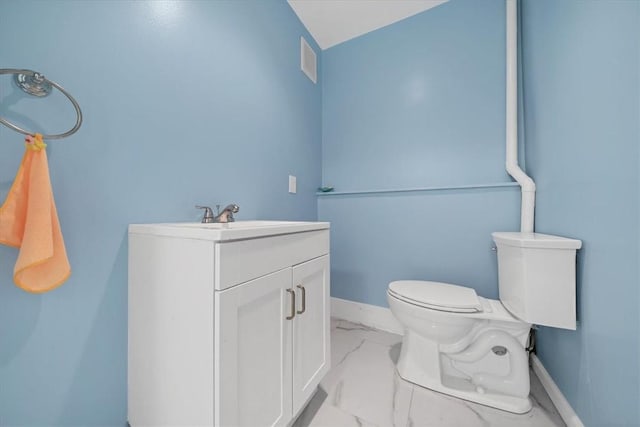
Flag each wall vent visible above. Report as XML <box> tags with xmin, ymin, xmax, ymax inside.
<box><xmin>300</xmin><ymin>36</ymin><xmax>317</xmax><ymax>84</ymax></box>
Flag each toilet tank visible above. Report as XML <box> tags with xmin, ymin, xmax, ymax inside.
<box><xmin>492</xmin><ymin>232</ymin><xmax>582</xmax><ymax>330</ymax></box>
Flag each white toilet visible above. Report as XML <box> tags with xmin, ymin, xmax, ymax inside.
<box><xmin>388</xmin><ymin>232</ymin><xmax>582</xmax><ymax>414</ymax></box>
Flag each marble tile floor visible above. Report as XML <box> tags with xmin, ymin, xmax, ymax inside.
<box><xmin>295</xmin><ymin>319</ymin><xmax>565</xmax><ymax>427</ymax></box>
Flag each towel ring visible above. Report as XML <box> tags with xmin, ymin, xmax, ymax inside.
<box><xmin>0</xmin><ymin>68</ymin><xmax>82</xmax><ymax>140</ymax></box>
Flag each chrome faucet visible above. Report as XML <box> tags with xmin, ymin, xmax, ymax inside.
<box><xmin>214</xmin><ymin>204</ymin><xmax>239</xmax><ymax>223</ymax></box>
<box><xmin>196</xmin><ymin>204</ymin><xmax>239</xmax><ymax>223</ymax></box>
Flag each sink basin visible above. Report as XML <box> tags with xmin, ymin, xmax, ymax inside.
<box><xmin>171</xmin><ymin>221</ymin><xmax>301</xmax><ymax>229</ymax></box>
<box><xmin>129</xmin><ymin>220</ymin><xmax>329</xmax><ymax>241</ymax></box>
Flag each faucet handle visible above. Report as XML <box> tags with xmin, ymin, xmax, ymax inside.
<box><xmin>195</xmin><ymin>205</ymin><xmax>215</xmax><ymax>223</ymax></box>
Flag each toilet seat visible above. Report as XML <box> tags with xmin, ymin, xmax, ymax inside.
<box><xmin>388</xmin><ymin>280</ymin><xmax>482</xmax><ymax>313</ymax></box>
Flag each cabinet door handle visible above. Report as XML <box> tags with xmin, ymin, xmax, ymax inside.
<box><xmin>296</xmin><ymin>285</ymin><xmax>306</xmax><ymax>315</ymax></box>
<box><xmin>286</xmin><ymin>288</ymin><xmax>296</xmax><ymax>320</ymax></box>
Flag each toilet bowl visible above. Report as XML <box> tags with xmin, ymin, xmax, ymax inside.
<box><xmin>388</xmin><ymin>280</ymin><xmax>532</xmax><ymax>413</ymax></box>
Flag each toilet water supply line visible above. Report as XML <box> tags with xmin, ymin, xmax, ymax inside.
<box><xmin>506</xmin><ymin>0</ymin><xmax>535</xmax><ymax>233</ymax></box>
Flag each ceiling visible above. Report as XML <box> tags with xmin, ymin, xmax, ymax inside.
<box><xmin>287</xmin><ymin>0</ymin><xmax>449</xmax><ymax>50</ymax></box>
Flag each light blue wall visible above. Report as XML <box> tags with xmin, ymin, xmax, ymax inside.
<box><xmin>319</xmin><ymin>189</ymin><xmax>520</xmax><ymax>306</ymax></box>
<box><xmin>521</xmin><ymin>1</ymin><xmax>640</xmax><ymax>425</ymax></box>
<box><xmin>0</xmin><ymin>1</ymin><xmax>321</xmax><ymax>425</ymax></box>
<box><xmin>320</xmin><ymin>0</ymin><xmax>521</xmax><ymax>307</ymax></box>
<box><xmin>323</xmin><ymin>0</ymin><xmax>511</xmax><ymax>190</ymax></box>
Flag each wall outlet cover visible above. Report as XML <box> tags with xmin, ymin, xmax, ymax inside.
<box><xmin>289</xmin><ymin>175</ymin><xmax>297</xmax><ymax>193</ymax></box>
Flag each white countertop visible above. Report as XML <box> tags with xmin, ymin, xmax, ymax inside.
<box><xmin>129</xmin><ymin>220</ymin><xmax>330</xmax><ymax>241</ymax></box>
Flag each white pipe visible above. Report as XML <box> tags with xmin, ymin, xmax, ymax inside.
<box><xmin>506</xmin><ymin>0</ymin><xmax>535</xmax><ymax>233</ymax></box>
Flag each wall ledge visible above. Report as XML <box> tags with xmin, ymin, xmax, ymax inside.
<box><xmin>317</xmin><ymin>182</ymin><xmax>520</xmax><ymax>196</ymax></box>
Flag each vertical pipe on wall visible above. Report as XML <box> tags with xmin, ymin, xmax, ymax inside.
<box><xmin>506</xmin><ymin>0</ymin><xmax>536</xmax><ymax>233</ymax></box>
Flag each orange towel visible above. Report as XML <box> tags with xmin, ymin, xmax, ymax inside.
<box><xmin>0</xmin><ymin>133</ymin><xmax>70</xmax><ymax>293</ymax></box>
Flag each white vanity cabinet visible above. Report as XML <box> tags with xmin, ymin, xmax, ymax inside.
<box><xmin>128</xmin><ymin>221</ymin><xmax>330</xmax><ymax>427</ymax></box>
<box><xmin>216</xmin><ymin>255</ymin><xmax>329</xmax><ymax>426</ymax></box>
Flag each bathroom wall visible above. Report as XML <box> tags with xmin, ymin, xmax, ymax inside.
<box><xmin>521</xmin><ymin>1</ymin><xmax>640</xmax><ymax>425</ymax></box>
<box><xmin>0</xmin><ymin>1</ymin><xmax>321</xmax><ymax>425</ymax></box>
<box><xmin>3</xmin><ymin>1</ymin><xmax>636</xmax><ymax>425</ymax></box>
<box><xmin>319</xmin><ymin>0</ymin><xmax>521</xmax><ymax>307</ymax></box>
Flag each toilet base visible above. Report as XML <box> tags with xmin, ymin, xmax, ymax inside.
<box><xmin>396</xmin><ymin>330</ymin><xmax>532</xmax><ymax>414</ymax></box>
<box><xmin>397</xmin><ymin>367</ymin><xmax>532</xmax><ymax>414</ymax></box>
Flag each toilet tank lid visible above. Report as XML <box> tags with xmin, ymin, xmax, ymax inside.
<box><xmin>492</xmin><ymin>232</ymin><xmax>582</xmax><ymax>250</ymax></box>
<box><xmin>388</xmin><ymin>281</ymin><xmax>482</xmax><ymax>312</ymax></box>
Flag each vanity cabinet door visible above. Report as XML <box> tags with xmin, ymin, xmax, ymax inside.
<box><xmin>292</xmin><ymin>255</ymin><xmax>330</xmax><ymax>414</ymax></box>
<box><xmin>215</xmin><ymin>268</ymin><xmax>293</xmax><ymax>427</ymax></box>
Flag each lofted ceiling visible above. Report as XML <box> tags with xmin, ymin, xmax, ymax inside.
<box><xmin>287</xmin><ymin>0</ymin><xmax>449</xmax><ymax>50</ymax></box>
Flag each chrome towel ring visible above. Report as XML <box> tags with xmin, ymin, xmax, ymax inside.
<box><xmin>0</xmin><ymin>68</ymin><xmax>82</xmax><ymax>139</ymax></box>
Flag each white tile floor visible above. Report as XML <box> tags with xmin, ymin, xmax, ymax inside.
<box><xmin>295</xmin><ymin>319</ymin><xmax>565</xmax><ymax>427</ymax></box>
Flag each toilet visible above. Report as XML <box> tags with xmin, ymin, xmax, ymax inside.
<box><xmin>388</xmin><ymin>232</ymin><xmax>582</xmax><ymax>414</ymax></box>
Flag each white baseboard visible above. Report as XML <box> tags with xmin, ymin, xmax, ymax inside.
<box><xmin>531</xmin><ymin>354</ymin><xmax>584</xmax><ymax>427</ymax></box>
<box><xmin>331</xmin><ymin>297</ymin><xmax>403</xmax><ymax>335</ymax></box>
